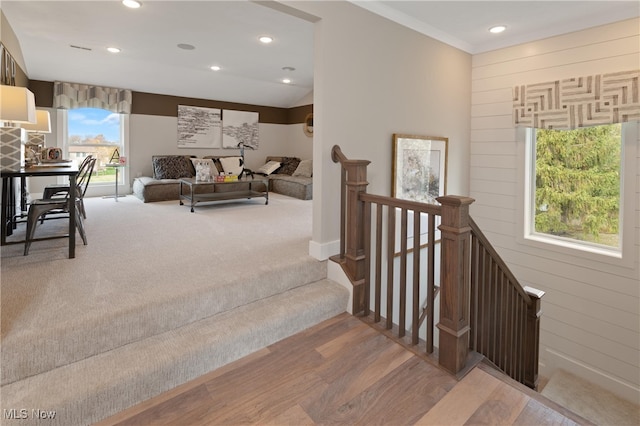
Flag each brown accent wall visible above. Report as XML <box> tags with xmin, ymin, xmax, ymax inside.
<box><xmin>28</xmin><ymin>79</ymin><xmax>312</xmax><ymax>125</ymax></box>
<box><xmin>287</xmin><ymin>104</ymin><xmax>313</xmax><ymax>124</ymax></box>
<box><xmin>28</xmin><ymin>80</ymin><xmax>54</xmax><ymax>106</ymax></box>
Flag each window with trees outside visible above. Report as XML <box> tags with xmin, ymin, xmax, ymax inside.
<box><xmin>66</xmin><ymin>107</ymin><xmax>126</xmax><ymax>186</ymax></box>
<box><xmin>527</xmin><ymin>124</ymin><xmax>623</xmax><ymax>252</ymax></box>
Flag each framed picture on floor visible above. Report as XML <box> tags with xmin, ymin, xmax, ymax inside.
<box><xmin>392</xmin><ymin>134</ymin><xmax>448</xmax><ymax>204</ymax></box>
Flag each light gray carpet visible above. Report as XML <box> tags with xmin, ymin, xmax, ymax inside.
<box><xmin>1</xmin><ymin>194</ymin><xmax>349</xmax><ymax>425</ymax></box>
<box><xmin>541</xmin><ymin>369</ymin><xmax>640</xmax><ymax>426</ymax></box>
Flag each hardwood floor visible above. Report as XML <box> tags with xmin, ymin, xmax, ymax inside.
<box><xmin>98</xmin><ymin>313</ymin><xmax>589</xmax><ymax>426</ymax></box>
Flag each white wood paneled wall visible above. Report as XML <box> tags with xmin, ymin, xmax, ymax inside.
<box><xmin>470</xmin><ymin>18</ymin><xmax>639</xmax><ymax>403</ymax></box>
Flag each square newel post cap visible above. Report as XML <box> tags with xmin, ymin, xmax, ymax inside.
<box><xmin>436</xmin><ymin>195</ymin><xmax>475</xmax><ymax>207</ymax></box>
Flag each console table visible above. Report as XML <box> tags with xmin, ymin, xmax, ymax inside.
<box><xmin>179</xmin><ymin>177</ymin><xmax>268</xmax><ymax>212</ymax></box>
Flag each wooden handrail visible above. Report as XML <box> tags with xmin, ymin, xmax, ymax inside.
<box><xmin>360</xmin><ymin>193</ymin><xmax>442</xmax><ymax>215</ymax></box>
<box><xmin>330</xmin><ymin>145</ymin><xmax>543</xmax><ymax>389</ymax></box>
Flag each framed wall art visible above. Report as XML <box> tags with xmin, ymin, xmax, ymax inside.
<box><xmin>177</xmin><ymin>105</ymin><xmax>222</xmax><ymax>148</ymax></box>
<box><xmin>392</xmin><ymin>134</ymin><xmax>448</xmax><ymax>204</ymax></box>
<box><xmin>222</xmin><ymin>109</ymin><xmax>259</xmax><ymax>149</ymax></box>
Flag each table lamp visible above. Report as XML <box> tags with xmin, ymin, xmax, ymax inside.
<box><xmin>0</xmin><ymin>85</ymin><xmax>37</xmax><ymax>169</ymax></box>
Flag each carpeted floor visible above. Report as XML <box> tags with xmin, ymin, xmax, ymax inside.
<box><xmin>1</xmin><ymin>194</ymin><xmax>349</xmax><ymax>425</ymax></box>
<box><xmin>2</xmin><ymin>194</ymin><xmax>322</xmax><ymax>383</ymax></box>
<box><xmin>541</xmin><ymin>369</ymin><xmax>640</xmax><ymax>425</ymax></box>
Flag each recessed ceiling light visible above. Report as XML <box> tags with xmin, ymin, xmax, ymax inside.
<box><xmin>489</xmin><ymin>25</ymin><xmax>507</xmax><ymax>34</ymax></box>
<box><xmin>177</xmin><ymin>43</ymin><xmax>195</xmax><ymax>50</ymax></box>
<box><xmin>122</xmin><ymin>0</ymin><xmax>141</xmax><ymax>8</ymax></box>
<box><xmin>259</xmin><ymin>36</ymin><xmax>273</xmax><ymax>44</ymax></box>
<box><xmin>210</xmin><ymin>65</ymin><xmax>221</xmax><ymax>71</ymax></box>
<box><xmin>107</xmin><ymin>47</ymin><xmax>121</xmax><ymax>53</ymax></box>
<box><xmin>282</xmin><ymin>78</ymin><xmax>291</xmax><ymax>84</ymax></box>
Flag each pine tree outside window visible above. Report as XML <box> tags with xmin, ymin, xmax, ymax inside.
<box><xmin>530</xmin><ymin>124</ymin><xmax>622</xmax><ymax>249</ymax></box>
<box><xmin>522</xmin><ymin>121</ymin><xmax>640</xmax><ymax>262</ymax></box>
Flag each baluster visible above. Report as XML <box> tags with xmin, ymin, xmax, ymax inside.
<box><xmin>412</xmin><ymin>211</ymin><xmax>421</xmax><ymax>345</ymax></box>
<box><xmin>386</xmin><ymin>206</ymin><xmax>395</xmax><ymax>330</ymax></box>
<box><xmin>399</xmin><ymin>208</ymin><xmax>408</xmax><ymax>337</ymax></box>
<box><xmin>426</xmin><ymin>214</ymin><xmax>436</xmax><ymax>353</ymax></box>
<box><xmin>374</xmin><ymin>204</ymin><xmax>383</xmax><ymax>322</ymax></box>
<box><xmin>363</xmin><ymin>200</ymin><xmax>372</xmax><ymax>316</ymax></box>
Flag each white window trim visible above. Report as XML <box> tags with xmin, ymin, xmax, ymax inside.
<box><xmin>56</xmin><ymin>109</ymin><xmax>130</xmax><ymax>198</ymax></box>
<box><xmin>516</xmin><ymin>122</ymin><xmax>638</xmax><ymax>269</ymax></box>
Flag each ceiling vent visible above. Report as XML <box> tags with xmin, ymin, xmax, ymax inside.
<box><xmin>70</xmin><ymin>45</ymin><xmax>92</xmax><ymax>51</ymax></box>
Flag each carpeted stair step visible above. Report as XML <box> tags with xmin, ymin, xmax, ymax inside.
<box><xmin>1</xmin><ymin>254</ymin><xmax>328</xmax><ymax>386</ymax></box>
<box><xmin>2</xmin><ymin>279</ymin><xmax>349</xmax><ymax>426</ymax></box>
<box><xmin>540</xmin><ymin>369</ymin><xmax>640</xmax><ymax>426</ymax></box>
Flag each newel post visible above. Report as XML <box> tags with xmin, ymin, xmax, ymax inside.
<box><xmin>436</xmin><ymin>195</ymin><xmax>475</xmax><ymax>375</ymax></box>
<box><xmin>524</xmin><ymin>287</ymin><xmax>544</xmax><ymax>390</ymax></box>
<box><xmin>331</xmin><ymin>146</ymin><xmax>371</xmax><ymax>314</ymax></box>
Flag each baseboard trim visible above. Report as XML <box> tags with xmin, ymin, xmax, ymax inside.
<box><xmin>308</xmin><ymin>239</ymin><xmax>340</xmax><ymax>261</ymax></box>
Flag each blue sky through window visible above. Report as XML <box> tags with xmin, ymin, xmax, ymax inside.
<box><xmin>68</xmin><ymin>108</ymin><xmax>120</xmax><ymax>143</ymax></box>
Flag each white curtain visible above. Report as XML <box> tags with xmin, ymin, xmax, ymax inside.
<box><xmin>513</xmin><ymin>69</ymin><xmax>639</xmax><ymax>129</ymax></box>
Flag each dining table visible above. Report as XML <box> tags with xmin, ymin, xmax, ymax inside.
<box><xmin>1</xmin><ymin>163</ymin><xmax>79</xmax><ymax>258</ymax></box>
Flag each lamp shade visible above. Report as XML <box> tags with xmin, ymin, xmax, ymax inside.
<box><xmin>20</xmin><ymin>109</ymin><xmax>51</xmax><ymax>133</ymax></box>
<box><xmin>0</xmin><ymin>85</ymin><xmax>37</xmax><ymax>124</ymax></box>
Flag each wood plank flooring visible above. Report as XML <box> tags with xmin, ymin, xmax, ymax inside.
<box><xmin>97</xmin><ymin>313</ymin><xmax>589</xmax><ymax>426</ymax></box>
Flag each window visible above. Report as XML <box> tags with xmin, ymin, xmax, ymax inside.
<box><xmin>63</xmin><ymin>108</ymin><xmax>128</xmax><ymax>187</ymax></box>
<box><xmin>524</xmin><ymin>123</ymin><xmax>636</xmax><ymax>259</ymax></box>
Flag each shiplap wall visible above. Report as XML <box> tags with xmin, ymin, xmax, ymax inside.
<box><xmin>470</xmin><ymin>18</ymin><xmax>639</xmax><ymax>403</ymax></box>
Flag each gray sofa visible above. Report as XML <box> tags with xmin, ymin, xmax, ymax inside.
<box><xmin>133</xmin><ymin>155</ymin><xmax>312</xmax><ymax>203</ymax></box>
<box><xmin>132</xmin><ymin>155</ymin><xmax>194</xmax><ymax>203</ymax></box>
<box><xmin>261</xmin><ymin>156</ymin><xmax>313</xmax><ymax>201</ymax></box>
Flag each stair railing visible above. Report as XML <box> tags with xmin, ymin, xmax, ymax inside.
<box><xmin>469</xmin><ymin>217</ymin><xmax>544</xmax><ymax>389</ymax></box>
<box><xmin>330</xmin><ymin>145</ymin><xmax>544</xmax><ymax>389</ymax></box>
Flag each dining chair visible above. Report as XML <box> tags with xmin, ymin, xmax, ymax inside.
<box><xmin>42</xmin><ymin>155</ymin><xmax>94</xmax><ymax>218</ymax></box>
<box><xmin>24</xmin><ymin>158</ymin><xmax>96</xmax><ymax>255</ymax></box>
<box><xmin>40</xmin><ymin>156</ymin><xmax>95</xmax><ymax>223</ymax></box>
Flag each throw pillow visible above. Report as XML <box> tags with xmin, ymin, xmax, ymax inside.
<box><xmin>153</xmin><ymin>156</ymin><xmax>192</xmax><ymax>180</ymax></box>
<box><xmin>256</xmin><ymin>161</ymin><xmax>281</xmax><ymax>175</ymax></box>
<box><xmin>219</xmin><ymin>156</ymin><xmax>244</xmax><ymax>176</ymax></box>
<box><xmin>277</xmin><ymin>157</ymin><xmax>300</xmax><ymax>175</ymax></box>
<box><xmin>292</xmin><ymin>159</ymin><xmax>312</xmax><ymax>178</ymax></box>
<box><xmin>203</xmin><ymin>156</ymin><xmax>225</xmax><ymax>175</ymax></box>
<box><xmin>191</xmin><ymin>158</ymin><xmax>216</xmax><ymax>181</ymax></box>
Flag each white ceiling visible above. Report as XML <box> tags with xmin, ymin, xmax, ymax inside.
<box><xmin>2</xmin><ymin>1</ymin><xmax>638</xmax><ymax>108</ymax></box>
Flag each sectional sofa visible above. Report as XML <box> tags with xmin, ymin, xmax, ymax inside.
<box><xmin>132</xmin><ymin>155</ymin><xmax>312</xmax><ymax>203</ymax></box>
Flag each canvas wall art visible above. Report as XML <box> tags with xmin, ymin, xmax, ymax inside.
<box><xmin>222</xmin><ymin>110</ymin><xmax>259</xmax><ymax>149</ymax></box>
<box><xmin>177</xmin><ymin>105</ymin><xmax>222</xmax><ymax>148</ymax></box>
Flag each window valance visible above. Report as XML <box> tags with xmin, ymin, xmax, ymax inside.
<box><xmin>513</xmin><ymin>70</ymin><xmax>639</xmax><ymax>129</ymax></box>
<box><xmin>53</xmin><ymin>81</ymin><xmax>132</xmax><ymax>114</ymax></box>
